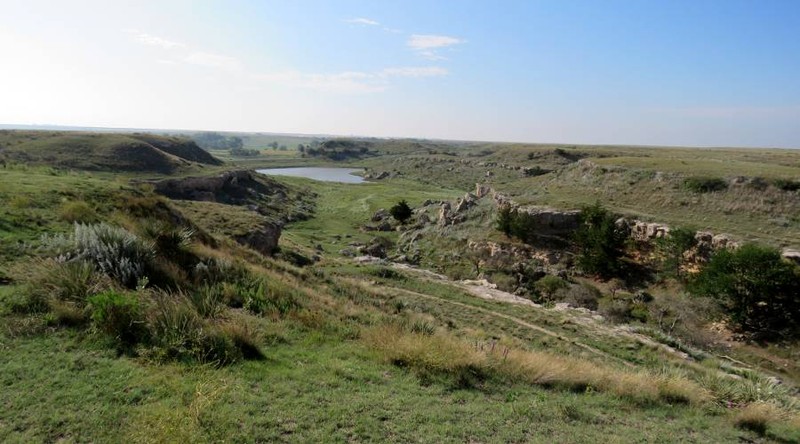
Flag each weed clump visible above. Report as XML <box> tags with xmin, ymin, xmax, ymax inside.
<box><xmin>733</xmin><ymin>402</ymin><xmax>782</xmax><ymax>435</ymax></box>
<box><xmin>58</xmin><ymin>200</ymin><xmax>98</xmax><ymax>223</ymax></box>
<box><xmin>88</xmin><ymin>290</ymin><xmax>146</xmax><ymax>346</ymax></box>
<box><xmin>684</xmin><ymin>176</ymin><xmax>728</xmax><ymax>193</ymax></box>
<box><xmin>41</xmin><ymin>223</ymin><xmax>155</xmax><ymax>288</ymax></box>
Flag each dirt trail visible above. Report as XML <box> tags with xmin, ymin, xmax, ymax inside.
<box><xmin>388</xmin><ymin>262</ymin><xmax>699</xmax><ymax>366</ymax></box>
<box><xmin>364</xmin><ymin>281</ymin><xmax>633</xmax><ymax>367</ymax></box>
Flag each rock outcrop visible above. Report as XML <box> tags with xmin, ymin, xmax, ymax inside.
<box><xmin>151</xmin><ymin>170</ymin><xmax>310</xmax><ymax>256</ymax></box>
<box><xmin>234</xmin><ymin>224</ymin><xmax>281</xmax><ymax>256</ymax></box>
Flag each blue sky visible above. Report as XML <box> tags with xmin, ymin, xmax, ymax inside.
<box><xmin>1</xmin><ymin>0</ymin><xmax>799</xmax><ymax>147</ymax></box>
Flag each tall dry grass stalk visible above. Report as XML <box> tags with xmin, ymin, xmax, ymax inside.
<box><xmin>362</xmin><ymin>324</ymin><xmax>710</xmax><ymax>405</ymax></box>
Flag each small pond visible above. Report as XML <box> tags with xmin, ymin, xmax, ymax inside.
<box><xmin>256</xmin><ymin>167</ymin><xmax>366</xmax><ymax>184</ymax></box>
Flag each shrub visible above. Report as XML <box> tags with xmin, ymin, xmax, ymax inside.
<box><xmin>574</xmin><ymin>202</ymin><xmax>626</xmax><ymax>278</ymax></box>
<box><xmin>556</xmin><ymin>283</ymin><xmax>601</xmax><ymax>310</ymax></box>
<box><xmin>772</xmin><ymin>178</ymin><xmax>800</xmax><ymax>192</ymax></box>
<box><xmin>41</xmin><ymin>223</ymin><xmax>155</xmax><ymax>288</ymax></box>
<box><xmin>192</xmin><ymin>257</ymin><xmax>250</xmax><ymax>286</ymax></box>
<box><xmin>189</xmin><ymin>286</ymin><xmax>226</xmax><ymax>318</ymax></box>
<box><xmin>146</xmin><ymin>297</ymin><xmax>203</xmax><ymax>357</ymax></box>
<box><xmin>691</xmin><ymin>244</ymin><xmax>800</xmax><ymax>339</ymax></box>
<box><xmin>13</xmin><ymin>259</ymin><xmax>109</xmax><ymax>312</ymax></box>
<box><xmin>228</xmin><ymin>276</ymin><xmax>301</xmax><ymax>316</ymax></box>
<box><xmin>655</xmin><ymin>227</ymin><xmax>696</xmax><ymax>280</ymax></box>
<box><xmin>733</xmin><ymin>402</ymin><xmax>782</xmax><ymax>435</ymax></box>
<box><xmin>88</xmin><ymin>290</ymin><xmax>146</xmax><ymax>345</ymax></box>
<box><xmin>534</xmin><ymin>275</ymin><xmax>568</xmax><ymax>302</ymax></box>
<box><xmin>389</xmin><ymin>200</ymin><xmax>413</xmax><ymax>224</ymax></box>
<box><xmin>140</xmin><ymin>220</ymin><xmax>194</xmax><ymax>260</ymax></box>
<box><xmin>58</xmin><ymin>201</ymin><xmax>97</xmax><ymax>223</ymax></box>
<box><xmin>684</xmin><ymin>177</ymin><xmax>728</xmax><ymax>193</ymax></box>
<box><xmin>216</xmin><ymin>321</ymin><xmax>264</xmax><ymax>360</ymax></box>
<box><xmin>48</xmin><ymin>299</ymin><xmax>88</xmax><ymax>326</ymax></box>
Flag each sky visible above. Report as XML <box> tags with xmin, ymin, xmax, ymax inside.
<box><xmin>1</xmin><ymin>0</ymin><xmax>800</xmax><ymax>148</ymax></box>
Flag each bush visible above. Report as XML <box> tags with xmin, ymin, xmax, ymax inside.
<box><xmin>41</xmin><ymin>223</ymin><xmax>155</xmax><ymax>288</ymax></box>
<box><xmin>89</xmin><ymin>290</ymin><xmax>146</xmax><ymax>346</ymax></box>
<box><xmin>13</xmin><ymin>259</ymin><xmax>109</xmax><ymax>312</ymax></box>
<box><xmin>655</xmin><ymin>227</ymin><xmax>696</xmax><ymax>280</ymax></box>
<box><xmin>772</xmin><ymin>178</ymin><xmax>800</xmax><ymax>192</ymax></box>
<box><xmin>236</xmin><ymin>277</ymin><xmax>300</xmax><ymax>316</ymax></box>
<box><xmin>139</xmin><ymin>220</ymin><xmax>194</xmax><ymax>260</ymax></box>
<box><xmin>574</xmin><ymin>202</ymin><xmax>626</xmax><ymax>278</ymax></box>
<box><xmin>691</xmin><ymin>244</ymin><xmax>800</xmax><ymax>339</ymax></box>
<box><xmin>145</xmin><ymin>297</ymin><xmax>226</xmax><ymax>363</ymax></box>
<box><xmin>534</xmin><ymin>275</ymin><xmax>568</xmax><ymax>302</ymax></box>
<box><xmin>733</xmin><ymin>402</ymin><xmax>782</xmax><ymax>435</ymax></box>
<box><xmin>188</xmin><ymin>286</ymin><xmax>226</xmax><ymax>318</ymax></box>
<box><xmin>389</xmin><ymin>200</ymin><xmax>413</xmax><ymax>224</ymax></box>
<box><xmin>216</xmin><ymin>322</ymin><xmax>264</xmax><ymax>360</ymax></box>
<box><xmin>684</xmin><ymin>177</ymin><xmax>728</xmax><ymax>193</ymax></box>
<box><xmin>556</xmin><ymin>283</ymin><xmax>601</xmax><ymax>310</ymax></box>
<box><xmin>58</xmin><ymin>201</ymin><xmax>97</xmax><ymax>223</ymax></box>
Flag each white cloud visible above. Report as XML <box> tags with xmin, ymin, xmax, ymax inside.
<box><xmin>183</xmin><ymin>52</ymin><xmax>242</xmax><ymax>71</ymax></box>
<box><xmin>381</xmin><ymin>66</ymin><xmax>448</xmax><ymax>78</ymax></box>
<box><xmin>346</xmin><ymin>17</ymin><xmax>380</xmax><ymax>26</ymax></box>
<box><xmin>257</xmin><ymin>66</ymin><xmax>448</xmax><ymax>93</ymax></box>
<box><xmin>257</xmin><ymin>71</ymin><xmax>385</xmax><ymax>93</ymax></box>
<box><xmin>408</xmin><ymin>34</ymin><xmax>465</xmax><ymax>60</ymax></box>
<box><xmin>133</xmin><ymin>33</ymin><xmax>185</xmax><ymax>49</ymax></box>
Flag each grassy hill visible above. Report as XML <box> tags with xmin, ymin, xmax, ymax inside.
<box><xmin>1</xmin><ymin>131</ymin><xmax>799</xmax><ymax>442</ymax></box>
<box><xmin>0</xmin><ymin>131</ymin><xmax>222</xmax><ymax>173</ymax></box>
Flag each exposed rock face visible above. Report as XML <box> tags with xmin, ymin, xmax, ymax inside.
<box><xmin>371</xmin><ymin>208</ymin><xmax>390</xmax><ymax>222</ymax></box>
<box><xmin>515</xmin><ymin>206</ymin><xmax>581</xmax><ymax>235</ymax></box>
<box><xmin>629</xmin><ymin>221</ymin><xmax>670</xmax><ymax>242</ymax></box>
<box><xmin>233</xmin><ymin>223</ymin><xmax>281</xmax><ymax>256</ymax></box>
<box><xmin>783</xmin><ymin>249</ymin><xmax>800</xmax><ymax>265</ymax></box>
<box><xmin>154</xmin><ymin>170</ymin><xmax>287</xmax><ymax>206</ymax></box>
<box><xmin>454</xmin><ymin>193</ymin><xmax>478</xmax><ymax>213</ymax></box>
<box><xmin>152</xmin><ymin>170</ymin><xmax>307</xmax><ymax>256</ymax></box>
<box><xmin>438</xmin><ymin>202</ymin><xmax>452</xmax><ymax>226</ymax></box>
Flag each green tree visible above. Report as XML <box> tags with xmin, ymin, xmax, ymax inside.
<box><xmin>534</xmin><ymin>275</ymin><xmax>568</xmax><ymax>302</ymax></box>
<box><xmin>389</xmin><ymin>200</ymin><xmax>413</xmax><ymax>224</ymax></box>
<box><xmin>573</xmin><ymin>202</ymin><xmax>626</xmax><ymax>278</ymax></box>
<box><xmin>691</xmin><ymin>244</ymin><xmax>800</xmax><ymax>339</ymax></box>
<box><xmin>656</xmin><ymin>227</ymin><xmax>696</xmax><ymax>280</ymax></box>
<box><xmin>496</xmin><ymin>205</ymin><xmax>513</xmax><ymax>236</ymax></box>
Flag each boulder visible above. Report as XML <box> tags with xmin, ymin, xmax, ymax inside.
<box><xmin>781</xmin><ymin>248</ymin><xmax>800</xmax><ymax>265</ymax></box>
<box><xmin>233</xmin><ymin>222</ymin><xmax>281</xmax><ymax>256</ymax></box>
<box><xmin>371</xmin><ymin>208</ymin><xmax>390</xmax><ymax>222</ymax></box>
<box><xmin>475</xmin><ymin>183</ymin><xmax>492</xmax><ymax>198</ymax></box>
<box><xmin>438</xmin><ymin>202</ymin><xmax>452</xmax><ymax>226</ymax></box>
<box><xmin>454</xmin><ymin>193</ymin><xmax>477</xmax><ymax>213</ymax></box>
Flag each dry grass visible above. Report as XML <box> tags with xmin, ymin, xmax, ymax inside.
<box><xmin>733</xmin><ymin>402</ymin><xmax>784</xmax><ymax>435</ymax></box>
<box><xmin>362</xmin><ymin>324</ymin><xmax>710</xmax><ymax>405</ymax></box>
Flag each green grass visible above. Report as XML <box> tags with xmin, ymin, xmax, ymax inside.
<box><xmin>277</xmin><ymin>176</ymin><xmax>462</xmax><ymax>255</ymax></box>
<box><xmin>3</xmin><ymin>133</ymin><xmax>800</xmax><ymax>442</ymax></box>
<box><xmin>0</xmin><ymin>130</ymin><xmax>221</xmax><ymax>173</ymax></box>
<box><xmin>5</xmin><ymin>322</ymin><xmax>790</xmax><ymax>443</ymax></box>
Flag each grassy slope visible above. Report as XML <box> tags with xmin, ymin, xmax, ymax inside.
<box><xmin>0</xmin><ymin>131</ymin><xmax>221</xmax><ymax>173</ymax></box>
<box><xmin>275</xmin><ymin>176</ymin><xmax>462</xmax><ymax>255</ymax></box>
<box><xmin>4</xmin><ymin>327</ymin><xmax>770</xmax><ymax>444</ymax></box>
<box><xmin>358</xmin><ymin>142</ymin><xmax>800</xmax><ymax>247</ymax></box>
<box><xmin>2</xmin><ymin>140</ymin><xmax>800</xmax><ymax>442</ymax></box>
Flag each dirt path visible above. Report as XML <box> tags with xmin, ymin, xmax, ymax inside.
<box><xmin>388</xmin><ymin>261</ymin><xmax>702</xmax><ymax>367</ymax></box>
<box><xmin>363</xmin><ymin>281</ymin><xmax>634</xmax><ymax>367</ymax></box>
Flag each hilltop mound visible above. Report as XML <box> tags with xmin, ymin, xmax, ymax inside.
<box><xmin>0</xmin><ymin>130</ymin><xmax>222</xmax><ymax>173</ymax></box>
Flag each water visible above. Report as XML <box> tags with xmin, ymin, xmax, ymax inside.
<box><xmin>256</xmin><ymin>167</ymin><xmax>366</xmax><ymax>183</ymax></box>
